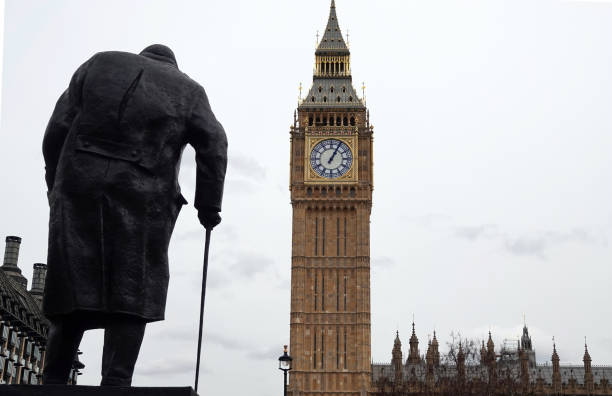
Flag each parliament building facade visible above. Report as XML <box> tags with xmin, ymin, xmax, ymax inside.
<box><xmin>288</xmin><ymin>2</ymin><xmax>612</xmax><ymax>396</ymax></box>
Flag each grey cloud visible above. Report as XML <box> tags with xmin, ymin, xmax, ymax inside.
<box><xmin>229</xmin><ymin>153</ymin><xmax>267</xmax><ymax>179</ymax></box>
<box><xmin>504</xmin><ymin>236</ymin><xmax>548</xmax><ymax>259</ymax></box>
<box><xmin>451</xmin><ymin>220</ymin><xmax>605</xmax><ymax>259</ymax></box>
<box><xmin>229</xmin><ymin>252</ymin><xmax>275</xmax><ymax>278</ymax></box>
<box><xmin>206</xmin><ymin>332</ymin><xmax>250</xmax><ymax>351</ymax></box>
<box><xmin>138</xmin><ymin>355</ymin><xmax>207</xmax><ymax>376</ymax></box>
<box><xmin>225</xmin><ymin>178</ymin><xmax>259</xmax><ymax>195</ymax></box>
<box><xmin>404</xmin><ymin>213</ymin><xmax>452</xmax><ymax>228</ymax></box>
<box><xmin>246</xmin><ymin>345</ymin><xmax>283</xmax><ymax>361</ymax></box>
<box><xmin>372</xmin><ymin>256</ymin><xmax>396</xmax><ymax>270</ymax></box>
<box><xmin>453</xmin><ymin>225</ymin><xmax>499</xmax><ymax>241</ymax></box>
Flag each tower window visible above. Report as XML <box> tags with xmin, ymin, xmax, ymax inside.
<box><xmin>330</xmin><ymin>86</ymin><xmax>334</xmax><ymax>93</ymax></box>
<box><xmin>314</xmin><ymin>272</ymin><xmax>318</xmax><ymax>311</ymax></box>
<box><xmin>337</xmin><ymin>96</ymin><xmax>341</xmax><ymax>103</ymax></box>
<box><xmin>314</xmin><ymin>328</ymin><xmax>317</xmax><ymax>369</ymax></box>
<box><xmin>349</xmin><ymin>96</ymin><xmax>353</xmax><ymax>102</ymax></box>
<box><xmin>344</xmin><ymin>217</ymin><xmax>347</xmax><ymax>255</ymax></box>
<box><xmin>307</xmin><ymin>187</ymin><xmax>312</xmax><ymax>196</ymax></box>
<box><xmin>342</xmin><ymin>86</ymin><xmax>346</xmax><ymax>93</ymax></box>
<box><xmin>341</xmin><ymin>62</ymin><xmax>344</xmax><ymax>73</ymax></box>
<box><xmin>344</xmin><ymin>327</ymin><xmax>347</xmax><ymax>369</ymax></box>
<box><xmin>343</xmin><ymin>275</ymin><xmax>347</xmax><ymax>310</ymax></box>
<box><xmin>318</xmin><ymin>86</ymin><xmax>322</xmax><ymax>93</ymax></box>
<box><xmin>321</xmin><ymin>329</ymin><xmax>325</xmax><ymax>369</ymax></box>
<box><xmin>337</xmin><ymin>328</ymin><xmax>340</xmax><ymax>368</ymax></box>
<box><xmin>311</xmin><ymin>96</ymin><xmax>315</xmax><ymax>102</ymax></box>
<box><xmin>322</xmin><ymin>217</ymin><xmax>326</xmax><ymax>256</ymax></box>
<box><xmin>336</xmin><ymin>273</ymin><xmax>340</xmax><ymax>311</ymax></box>
<box><xmin>322</xmin><ymin>273</ymin><xmax>325</xmax><ymax>311</ymax></box>
<box><xmin>350</xmin><ymin>116</ymin><xmax>355</xmax><ymax>126</ymax></box>
<box><xmin>323</xmin><ymin>96</ymin><xmax>328</xmax><ymax>103</ymax></box>
<box><xmin>308</xmin><ymin>116</ymin><xmax>313</xmax><ymax>126</ymax></box>
<box><xmin>315</xmin><ymin>217</ymin><xmax>318</xmax><ymax>255</ymax></box>
<box><xmin>343</xmin><ymin>117</ymin><xmax>348</xmax><ymax>126</ymax></box>
<box><xmin>337</xmin><ymin>217</ymin><xmax>340</xmax><ymax>255</ymax></box>
<box><xmin>350</xmin><ymin>187</ymin><xmax>356</xmax><ymax>197</ymax></box>
<box><xmin>336</xmin><ymin>116</ymin><xmax>341</xmax><ymax>126</ymax></box>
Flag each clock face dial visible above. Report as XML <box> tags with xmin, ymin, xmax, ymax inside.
<box><xmin>310</xmin><ymin>139</ymin><xmax>353</xmax><ymax>178</ymax></box>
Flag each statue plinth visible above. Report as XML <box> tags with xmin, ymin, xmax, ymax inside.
<box><xmin>0</xmin><ymin>385</ymin><xmax>198</xmax><ymax>396</ymax></box>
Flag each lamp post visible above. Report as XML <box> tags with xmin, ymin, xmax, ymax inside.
<box><xmin>278</xmin><ymin>345</ymin><xmax>292</xmax><ymax>396</ymax></box>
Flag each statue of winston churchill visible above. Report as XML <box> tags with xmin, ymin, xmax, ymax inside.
<box><xmin>41</xmin><ymin>44</ymin><xmax>228</xmax><ymax>386</ymax></box>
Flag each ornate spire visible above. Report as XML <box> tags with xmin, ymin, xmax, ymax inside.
<box><xmin>392</xmin><ymin>331</ymin><xmax>403</xmax><ymax>383</ymax></box>
<box><xmin>552</xmin><ymin>338</ymin><xmax>561</xmax><ymax>392</ymax></box>
<box><xmin>480</xmin><ymin>340</ymin><xmax>487</xmax><ymax>364</ymax></box>
<box><xmin>407</xmin><ymin>321</ymin><xmax>421</xmax><ymax>365</ymax></box>
<box><xmin>457</xmin><ymin>341</ymin><xmax>466</xmax><ymax>380</ymax></box>
<box><xmin>316</xmin><ymin>0</ymin><xmax>349</xmax><ymax>54</ymax></box>
<box><xmin>521</xmin><ymin>322</ymin><xmax>533</xmax><ymax>351</ymax></box>
<box><xmin>584</xmin><ymin>337</ymin><xmax>594</xmax><ymax>391</ymax></box>
<box><xmin>583</xmin><ymin>338</ymin><xmax>591</xmax><ymax>363</ymax></box>
<box><xmin>300</xmin><ymin>0</ymin><xmax>363</xmax><ymax>109</ymax></box>
<box><xmin>487</xmin><ymin>331</ymin><xmax>495</xmax><ymax>353</ymax></box>
<box><xmin>431</xmin><ymin>331</ymin><xmax>440</xmax><ymax>367</ymax></box>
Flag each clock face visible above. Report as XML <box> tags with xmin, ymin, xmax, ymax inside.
<box><xmin>309</xmin><ymin>139</ymin><xmax>353</xmax><ymax>179</ymax></box>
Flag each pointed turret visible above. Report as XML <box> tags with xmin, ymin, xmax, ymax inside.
<box><xmin>392</xmin><ymin>331</ymin><xmax>403</xmax><ymax>383</ymax></box>
<box><xmin>584</xmin><ymin>340</ymin><xmax>594</xmax><ymax>392</ymax></box>
<box><xmin>480</xmin><ymin>340</ymin><xmax>487</xmax><ymax>364</ymax></box>
<box><xmin>552</xmin><ymin>340</ymin><xmax>561</xmax><ymax>393</ymax></box>
<box><xmin>316</xmin><ymin>0</ymin><xmax>349</xmax><ymax>54</ymax></box>
<box><xmin>486</xmin><ymin>331</ymin><xmax>495</xmax><ymax>354</ymax></box>
<box><xmin>300</xmin><ymin>0</ymin><xmax>364</xmax><ymax>109</ymax></box>
<box><xmin>457</xmin><ymin>342</ymin><xmax>466</xmax><ymax>380</ymax></box>
<box><xmin>431</xmin><ymin>331</ymin><xmax>440</xmax><ymax>367</ymax></box>
<box><xmin>407</xmin><ymin>322</ymin><xmax>421</xmax><ymax>365</ymax></box>
<box><xmin>521</xmin><ymin>324</ymin><xmax>533</xmax><ymax>350</ymax></box>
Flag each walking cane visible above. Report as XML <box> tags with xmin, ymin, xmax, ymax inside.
<box><xmin>194</xmin><ymin>227</ymin><xmax>212</xmax><ymax>393</ymax></box>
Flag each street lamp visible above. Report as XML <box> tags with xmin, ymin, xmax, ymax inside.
<box><xmin>278</xmin><ymin>345</ymin><xmax>292</xmax><ymax>396</ymax></box>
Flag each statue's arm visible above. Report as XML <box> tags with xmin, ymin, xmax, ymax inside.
<box><xmin>187</xmin><ymin>86</ymin><xmax>228</xmax><ymax>215</ymax></box>
<box><xmin>42</xmin><ymin>56</ymin><xmax>94</xmax><ymax>191</ymax></box>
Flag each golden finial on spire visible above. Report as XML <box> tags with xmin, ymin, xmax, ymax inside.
<box><xmin>316</xmin><ymin>30</ymin><xmax>320</xmax><ymax>46</ymax></box>
<box><xmin>361</xmin><ymin>81</ymin><xmax>366</xmax><ymax>105</ymax></box>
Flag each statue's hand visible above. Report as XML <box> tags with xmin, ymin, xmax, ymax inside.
<box><xmin>198</xmin><ymin>210</ymin><xmax>221</xmax><ymax>230</ymax></box>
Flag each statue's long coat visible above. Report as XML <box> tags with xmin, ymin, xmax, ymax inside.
<box><xmin>42</xmin><ymin>46</ymin><xmax>227</xmax><ymax>322</ymax></box>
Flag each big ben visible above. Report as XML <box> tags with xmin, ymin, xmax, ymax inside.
<box><xmin>289</xmin><ymin>1</ymin><xmax>373</xmax><ymax>396</ymax></box>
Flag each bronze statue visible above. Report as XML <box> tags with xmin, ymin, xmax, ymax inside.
<box><xmin>41</xmin><ymin>44</ymin><xmax>227</xmax><ymax>386</ymax></box>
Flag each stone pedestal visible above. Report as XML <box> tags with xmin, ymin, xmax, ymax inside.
<box><xmin>0</xmin><ymin>385</ymin><xmax>198</xmax><ymax>396</ymax></box>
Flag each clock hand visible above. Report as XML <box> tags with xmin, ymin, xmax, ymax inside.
<box><xmin>328</xmin><ymin>145</ymin><xmax>341</xmax><ymax>164</ymax></box>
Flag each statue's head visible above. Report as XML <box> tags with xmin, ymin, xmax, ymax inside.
<box><xmin>140</xmin><ymin>44</ymin><xmax>177</xmax><ymax>67</ymax></box>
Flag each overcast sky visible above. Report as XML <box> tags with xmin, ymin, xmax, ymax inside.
<box><xmin>1</xmin><ymin>0</ymin><xmax>611</xmax><ymax>394</ymax></box>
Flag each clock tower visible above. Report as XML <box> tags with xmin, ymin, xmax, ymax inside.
<box><xmin>289</xmin><ymin>1</ymin><xmax>373</xmax><ymax>396</ymax></box>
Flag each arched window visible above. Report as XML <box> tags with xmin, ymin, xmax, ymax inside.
<box><xmin>309</xmin><ymin>116</ymin><xmax>313</xmax><ymax>126</ymax></box>
<box><xmin>330</xmin><ymin>86</ymin><xmax>334</xmax><ymax>93</ymax></box>
<box><xmin>350</xmin><ymin>116</ymin><xmax>355</xmax><ymax>126</ymax></box>
<box><xmin>337</xmin><ymin>96</ymin><xmax>341</xmax><ymax>103</ymax></box>
<box><xmin>343</xmin><ymin>117</ymin><xmax>348</xmax><ymax>126</ymax></box>
<box><xmin>336</xmin><ymin>116</ymin><xmax>341</xmax><ymax>126</ymax></box>
<box><xmin>318</xmin><ymin>86</ymin><xmax>322</xmax><ymax>93</ymax></box>
<box><xmin>340</xmin><ymin>62</ymin><xmax>344</xmax><ymax>73</ymax></box>
<box><xmin>349</xmin><ymin>96</ymin><xmax>353</xmax><ymax>102</ymax></box>
<box><xmin>342</xmin><ymin>86</ymin><xmax>346</xmax><ymax>93</ymax></box>
<box><xmin>316</xmin><ymin>116</ymin><xmax>321</xmax><ymax>124</ymax></box>
<box><xmin>323</xmin><ymin>116</ymin><xmax>328</xmax><ymax>125</ymax></box>
<box><xmin>323</xmin><ymin>96</ymin><xmax>328</xmax><ymax>103</ymax></box>
<box><xmin>311</xmin><ymin>96</ymin><xmax>315</xmax><ymax>102</ymax></box>
<box><xmin>307</xmin><ymin>187</ymin><xmax>313</xmax><ymax>196</ymax></box>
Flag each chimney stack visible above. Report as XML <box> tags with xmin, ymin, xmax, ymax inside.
<box><xmin>1</xmin><ymin>236</ymin><xmax>28</xmax><ymax>289</ymax></box>
<box><xmin>30</xmin><ymin>263</ymin><xmax>47</xmax><ymax>306</ymax></box>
